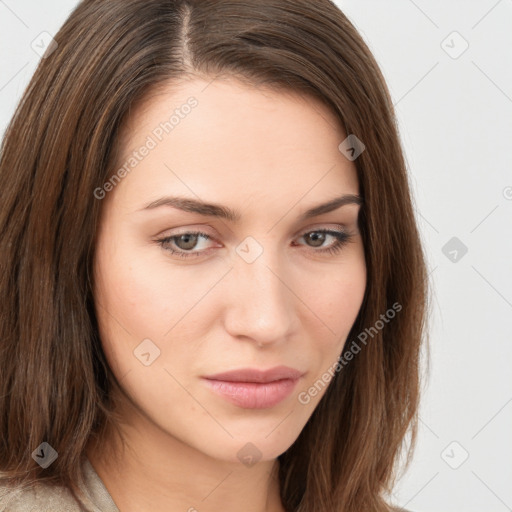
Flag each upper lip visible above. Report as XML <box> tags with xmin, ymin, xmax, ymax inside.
<box><xmin>203</xmin><ymin>365</ymin><xmax>304</xmax><ymax>383</ymax></box>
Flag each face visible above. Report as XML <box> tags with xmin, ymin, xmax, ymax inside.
<box><xmin>93</xmin><ymin>77</ymin><xmax>366</xmax><ymax>464</ymax></box>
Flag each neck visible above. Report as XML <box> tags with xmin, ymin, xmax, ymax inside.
<box><xmin>85</xmin><ymin>400</ymin><xmax>286</xmax><ymax>512</ymax></box>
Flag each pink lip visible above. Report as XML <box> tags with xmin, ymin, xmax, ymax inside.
<box><xmin>202</xmin><ymin>366</ymin><xmax>305</xmax><ymax>409</ymax></box>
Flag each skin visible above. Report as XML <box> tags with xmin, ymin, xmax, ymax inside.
<box><xmin>86</xmin><ymin>76</ymin><xmax>367</xmax><ymax>512</ymax></box>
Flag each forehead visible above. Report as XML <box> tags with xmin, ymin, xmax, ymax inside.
<box><xmin>110</xmin><ymin>77</ymin><xmax>360</xmax><ymax>216</ymax></box>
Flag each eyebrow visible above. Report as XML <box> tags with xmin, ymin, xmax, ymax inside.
<box><xmin>140</xmin><ymin>193</ymin><xmax>362</xmax><ymax>222</ymax></box>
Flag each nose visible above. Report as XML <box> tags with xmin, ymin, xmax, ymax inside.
<box><xmin>222</xmin><ymin>249</ymin><xmax>297</xmax><ymax>348</ymax></box>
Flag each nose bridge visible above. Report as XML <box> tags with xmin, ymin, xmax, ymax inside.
<box><xmin>223</xmin><ymin>239</ymin><xmax>295</xmax><ymax>343</ymax></box>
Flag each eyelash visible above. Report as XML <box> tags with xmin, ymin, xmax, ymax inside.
<box><xmin>156</xmin><ymin>229</ymin><xmax>352</xmax><ymax>259</ymax></box>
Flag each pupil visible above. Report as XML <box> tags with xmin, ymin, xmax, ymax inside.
<box><xmin>308</xmin><ymin>232</ymin><xmax>325</xmax><ymax>247</ymax></box>
<box><xmin>176</xmin><ymin>234</ymin><xmax>197</xmax><ymax>250</ymax></box>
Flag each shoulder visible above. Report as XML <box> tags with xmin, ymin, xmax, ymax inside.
<box><xmin>0</xmin><ymin>457</ymin><xmax>117</xmax><ymax>512</ymax></box>
<box><xmin>0</xmin><ymin>479</ymin><xmax>83</xmax><ymax>512</ymax></box>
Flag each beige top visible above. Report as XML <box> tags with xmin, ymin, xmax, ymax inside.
<box><xmin>0</xmin><ymin>457</ymin><xmax>119</xmax><ymax>511</ymax></box>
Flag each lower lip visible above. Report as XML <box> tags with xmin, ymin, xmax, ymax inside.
<box><xmin>202</xmin><ymin>377</ymin><xmax>300</xmax><ymax>409</ymax></box>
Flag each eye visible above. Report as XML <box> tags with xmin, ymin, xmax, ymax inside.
<box><xmin>155</xmin><ymin>228</ymin><xmax>353</xmax><ymax>259</ymax></box>
<box><xmin>156</xmin><ymin>231</ymin><xmax>214</xmax><ymax>259</ymax></box>
<box><xmin>294</xmin><ymin>229</ymin><xmax>352</xmax><ymax>256</ymax></box>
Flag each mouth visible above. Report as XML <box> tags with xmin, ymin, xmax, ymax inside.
<box><xmin>202</xmin><ymin>365</ymin><xmax>305</xmax><ymax>409</ymax></box>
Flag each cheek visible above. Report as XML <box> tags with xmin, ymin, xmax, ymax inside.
<box><xmin>327</xmin><ymin>272</ymin><xmax>366</xmax><ymax>328</ymax></box>
<box><xmin>302</xmin><ymin>252</ymin><xmax>366</xmax><ymax>345</ymax></box>
<box><xmin>94</xmin><ymin>235</ymin><xmax>179</xmax><ymax>339</ymax></box>
<box><xmin>93</xmin><ymin>243</ymin><xmax>219</xmax><ymax>375</ymax></box>
<box><xmin>294</xmin><ymin>255</ymin><xmax>366</xmax><ymax>406</ymax></box>
<box><xmin>92</xmin><ymin>234</ymin><xmax>171</xmax><ymax>375</ymax></box>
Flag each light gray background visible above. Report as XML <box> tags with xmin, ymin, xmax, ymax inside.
<box><xmin>1</xmin><ymin>1</ymin><xmax>511</xmax><ymax>511</ymax></box>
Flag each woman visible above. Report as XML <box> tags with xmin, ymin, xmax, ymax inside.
<box><xmin>0</xmin><ymin>0</ymin><xmax>429</xmax><ymax>511</ymax></box>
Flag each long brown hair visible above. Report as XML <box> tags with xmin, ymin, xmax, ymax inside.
<box><xmin>0</xmin><ymin>1</ymin><xmax>430</xmax><ymax>510</ymax></box>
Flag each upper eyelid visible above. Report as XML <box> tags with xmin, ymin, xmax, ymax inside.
<box><xmin>160</xmin><ymin>222</ymin><xmax>351</xmax><ymax>238</ymax></box>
